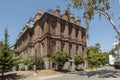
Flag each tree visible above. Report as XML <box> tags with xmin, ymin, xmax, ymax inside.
<box><xmin>87</xmin><ymin>44</ymin><xmax>108</xmax><ymax>68</ymax></box>
<box><xmin>66</xmin><ymin>0</ymin><xmax>120</xmax><ymax>40</ymax></box>
<box><xmin>74</xmin><ymin>54</ymin><xmax>84</xmax><ymax>70</ymax></box>
<box><xmin>51</xmin><ymin>51</ymin><xmax>69</xmax><ymax>70</ymax></box>
<box><xmin>0</xmin><ymin>27</ymin><xmax>16</xmax><ymax>80</ymax></box>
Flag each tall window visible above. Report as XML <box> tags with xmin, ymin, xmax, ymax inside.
<box><xmin>75</xmin><ymin>28</ymin><xmax>79</xmax><ymax>40</ymax></box>
<box><xmin>51</xmin><ymin>20</ymin><xmax>56</xmax><ymax>35</ymax></box>
<box><xmin>40</xmin><ymin>42</ymin><xmax>44</xmax><ymax>56</ymax></box>
<box><xmin>60</xmin><ymin>21</ymin><xmax>65</xmax><ymax>37</ymax></box>
<box><xmin>81</xmin><ymin>30</ymin><xmax>85</xmax><ymax>40</ymax></box>
<box><xmin>82</xmin><ymin>47</ymin><xmax>84</xmax><ymax>56</ymax></box>
<box><xmin>51</xmin><ymin>41</ymin><xmax>56</xmax><ymax>54</ymax></box>
<box><xmin>41</xmin><ymin>24</ymin><xmax>44</xmax><ymax>35</ymax></box>
<box><xmin>69</xmin><ymin>44</ymin><xmax>72</xmax><ymax>57</ymax></box>
<box><xmin>69</xmin><ymin>24</ymin><xmax>72</xmax><ymax>39</ymax></box>
<box><xmin>61</xmin><ymin>42</ymin><xmax>65</xmax><ymax>52</ymax></box>
<box><xmin>76</xmin><ymin>46</ymin><xmax>78</xmax><ymax>54</ymax></box>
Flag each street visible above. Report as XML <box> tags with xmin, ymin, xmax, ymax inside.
<box><xmin>43</xmin><ymin>66</ymin><xmax>120</xmax><ymax>80</ymax></box>
<box><xmin>10</xmin><ymin>66</ymin><xmax>120</xmax><ymax>80</ymax></box>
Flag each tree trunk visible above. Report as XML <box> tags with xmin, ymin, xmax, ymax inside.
<box><xmin>1</xmin><ymin>68</ymin><xmax>5</xmax><ymax>80</ymax></box>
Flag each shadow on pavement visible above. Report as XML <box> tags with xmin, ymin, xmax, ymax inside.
<box><xmin>0</xmin><ymin>73</ymin><xmax>28</xmax><ymax>80</ymax></box>
<box><xmin>76</xmin><ymin>69</ymin><xmax>120</xmax><ymax>79</ymax></box>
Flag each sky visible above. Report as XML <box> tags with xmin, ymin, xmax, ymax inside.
<box><xmin>0</xmin><ymin>0</ymin><xmax>120</xmax><ymax>51</ymax></box>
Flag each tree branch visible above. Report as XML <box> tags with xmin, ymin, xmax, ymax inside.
<box><xmin>97</xmin><ymin>9</ymin><xmax>120</xmax><ymax>40</ymax></box>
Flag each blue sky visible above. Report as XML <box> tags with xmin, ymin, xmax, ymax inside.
<box><xmin>0</xmin><ymin>0</ymin><xmax>120</xmax><ymax>51</ymax></box>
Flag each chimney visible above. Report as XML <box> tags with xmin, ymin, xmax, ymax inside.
<box><xmin>70</xmin><ymin>14</ymin><xmax>75</xmax><ymax>23</ymax></box>
<box><xmin>34</xmin><ymin>9</ymin><xmax>43</xmax><ymax>22</ymax></box>
<box><xmin>62</xmin><ymin>10</ymin><xmax>69</xmax><ymax>20</ymax></box>
<box><xmin>55</xmin><ymin>6</ymin><xmax>60</xmax><ymax>16</ymax></box>
<box><xmin>76</xmin><ymin>16</ymin><xmax>81</xmax><ymax>25</ymax></box>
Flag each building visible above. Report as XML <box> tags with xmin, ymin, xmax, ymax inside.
<box><xmin>14</xmin><ymin>6</ymin><xmax>87</xmax><ymax>69</ymax></box>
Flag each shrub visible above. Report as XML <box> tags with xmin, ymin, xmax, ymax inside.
<box><xmin>74</xmin><ymin>54</ymin><xmax>84</xmax><ymax>69</ymax></box>
<box><xmin>51</xmin><ymin>51</ymin><xmax>69</xmax><ymax>70</ymax></box>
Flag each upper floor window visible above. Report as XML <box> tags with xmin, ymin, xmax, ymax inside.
<box><xmin>75</xmin><ymin>28</ymin><xmax>79</xmax><ymax>39</ymax></box>
<box><xmin>69</xmin><ymin>24</ymin><xmax>72</xmax><ymax>38</ymax></box>
<box><xmin>51</xmin><ymin>20</ymin><xmax>56</xmax><ymax>35</ymax></box>
<box><xmin>41</xmin><ymin>24</ymin><xmax>44</xmax><ymax>35</ymax></box>
<box><xmin>61</xmin><ymin>21</ymin><xmax>65</xmax><ymax>36</ymax></box>
<box><xmin>81</xmin><ymin>30</ymin><xmax>85</xmax><ymax>39</ymax></box>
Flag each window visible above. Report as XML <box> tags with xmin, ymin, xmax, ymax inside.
<box><xmin>69</xmin><ymin>24</ymin><xmax>72</xmax><ymax>35</ymax></box>
<box><xmin>61</xmin><ymin>21</ymin><xmax>65</xmax><ymax>36</ymax></box>
<box><xmin>51</xmin><ymin>20</ymin><xmax>56</xmax><ymax>34</ymax></box>
<box><xmin>61</xmin><ymin>42</ymin><xmax>65</xmax><ymax>52</ymax></box>
<box><xmin>76</xmin><ymin>46</ymin><xmax>78</xmax><ymax>54</ymax></box>
<box><xmin>69</xmin><ymin>44</ymin><xmax>72</xmax><ymax>56</ymax></box>
<box><xmin>82</xmin><ymin>47</ymin><xmax>84</xmax><ymax>56</ymax></box>
<box><xmin>75</xmin><ymin>28</ymin><xmax>79</xmax><ymax>40</ymax></box>
<box><xmin>40</xmin><ymin>42</ymin><xmax>44</xmax><ymax>56</ymax></box>
<box><xmin>41</xmin><ymin>24</ymin><xmax>44</xmax><ymax>35</ymax></box>
<box><xmin>81</xmin><ymin>30</ymin><xmax>85</xmax><ymax>40</ymax></box>
<box><xmin>51</xmin><ymin>41</ymin><xmax>56</xmax><ymax>54</ymax></box>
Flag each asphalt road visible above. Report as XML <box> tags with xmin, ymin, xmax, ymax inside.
<box><xmin>44</xmin><ymin>66</ymin><xmax>120</xmax><ymax>80</ymax></box>
<box><xmin>11</xmin><ymin>66</ymin><xmax>120</xmax><ymax>80</ymax></box>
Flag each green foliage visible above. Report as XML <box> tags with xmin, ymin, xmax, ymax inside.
<box><xmin>51</xmin><ymin>51</ymin><xmax>69</xmax><ymax>70</ymax></box>
<box><xmin>74</xmin><ymin>54</ymin><xmax>84</xmax><ymax>69</ymax></box>
<box><xmin>66</xmin><ymin>0</ymin><xmax>112</xmax><ymax>38</ymax></box>
<box><xmin>87</xmin><ymin>43</ymin><xmax>109</xmax><ymax>68</ymax></box>
<box><xmin>24</xmin><ymin>57</ymin><xmax>34</xmax><ymax>66</ymax></box>
<box><xmin>0</xmin><ymin>27</ymin><xmax>17</xmax><ymax>79</ymax></box>
<box><xmin>67</xmin><ymin>0</ymin><xmax>110</xmax><ymax>23</ymax></box>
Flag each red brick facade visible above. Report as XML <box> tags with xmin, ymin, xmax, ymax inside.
<box><xmin>14</xmin><ymin>7</ymin><xmax>87</xmax><ymax>69</ymax></box>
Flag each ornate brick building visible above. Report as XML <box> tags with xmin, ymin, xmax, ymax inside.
<box><xmin>14</xmin><ymin>6</ymin><xmax>87</xmax><ymax>69</ymax></box>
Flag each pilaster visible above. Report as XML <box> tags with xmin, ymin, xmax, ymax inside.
<box><xmin>78</xmin><ymin>29</ymin><xmax>81</xmax><ymax>41</ymax></box>
<box><xmin>64</xmin><ymin>42</ymin><xmax>69</xmax><ymax>53</ymax></box>
<box><xmin>71</xmin><ymin>26</ymin><xmax>75</xmax><ymax>40</ymax></box>
<box><xmin>71</xmin><ymin>44</ymin><xmax>76</xmax><ymax>57</ymax></box>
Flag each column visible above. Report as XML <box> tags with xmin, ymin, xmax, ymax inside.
<box><xmin>83</xmin><ymin>46</ymin><xmax>87</xmax><ymax>69</ymax></box>
<box><xmin>64</xmin><ymin>42</ymin><xmax>69</xmax><ymax>53</ymax></box>
<box><xmin>44</xmin><ymin>38</ymin><xmax>50</xmax><ymax>69</ymax></box>
<box><xmin>71</xmin><ymin>44</ymin><xmax>76</xmax><ymax>57</ymax></box>
<box><xmin>44</xmin><ymin>58</ymin><xmax>50</xmax><ymax>69</ymax></box>
<box><xmin>78</xmin><ymin>29</ymin><xmax>81</xmax><ymax>41</ymax></box>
